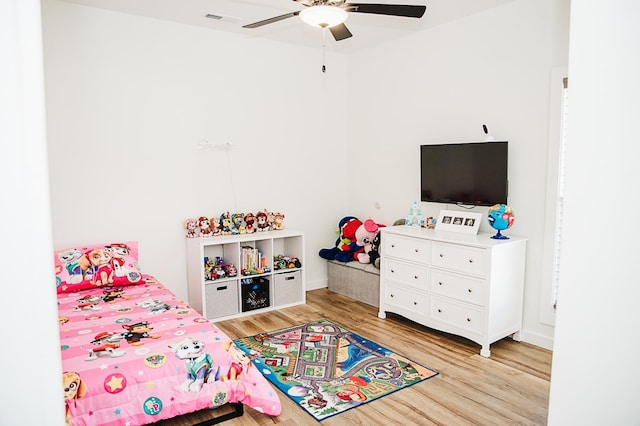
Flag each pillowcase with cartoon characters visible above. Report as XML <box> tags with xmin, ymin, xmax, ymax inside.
<box><xmin>54</xmin><ymin>241</ymin><xmax>143</xmax><ymax>293</ymax></box>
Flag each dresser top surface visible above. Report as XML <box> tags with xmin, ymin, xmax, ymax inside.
<box><xmin>381</xmin><ymin>225</ymin><xmax>526</xmax><ymax>248</ymax></box>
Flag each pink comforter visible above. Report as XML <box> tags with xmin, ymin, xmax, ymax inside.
<box><xmin>58</xmin><ymin>275</ymin><xmax>281</xmax><ymax>425</ymax></box>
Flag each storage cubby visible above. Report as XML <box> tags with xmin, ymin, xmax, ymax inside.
<box><xmin>186</xmin><ymin>230</ymin><xmax>305</xmax><ymax>321</ymax></box>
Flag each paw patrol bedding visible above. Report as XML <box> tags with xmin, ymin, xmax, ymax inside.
<box><xmin>58</xmin><ymin>275</ymin><xmax>281</xmax><ymax>425</ymax></box>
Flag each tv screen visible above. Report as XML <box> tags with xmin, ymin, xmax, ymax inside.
<box><xmin>420</xmin><ymin>141</ymin><xmax>508</xmax><ymax>206</ymax></box>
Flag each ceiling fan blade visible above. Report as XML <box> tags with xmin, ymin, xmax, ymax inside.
<box><xmin>329</xmin><ymin>23</ymin><xmax>353</xmax><ymax>41</ymax></box>
<box><xmin>243</xmin><ymin>11</ymin><xmax>300</xmax><ymax>28</ymax></box>
<box><xmin>344</xmin><ymin>3</ymin><xmax>426</xmax><ymax>18</ymax></box>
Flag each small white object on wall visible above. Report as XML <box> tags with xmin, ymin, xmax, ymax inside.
<box><xmin>435</xmin><ymin>210</ymin><xmax>482</xmax><ymax>234</ymax></box>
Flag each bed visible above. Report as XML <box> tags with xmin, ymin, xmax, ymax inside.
<box><xmin>55</xmin><ymin>241</ymin><xmax>281</xmax><ymax>425</ymax></box>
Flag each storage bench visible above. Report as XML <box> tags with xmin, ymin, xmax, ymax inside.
<box><xmin>327</xmin><ymin>260</ymin><xmax>380</xmax><ymax>307</ymax></box>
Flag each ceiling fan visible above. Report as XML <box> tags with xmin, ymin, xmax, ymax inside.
<box><xmin>242</xmin><ymin>0</ymin><xmax>427</xmax><ymax>41</ymax></box>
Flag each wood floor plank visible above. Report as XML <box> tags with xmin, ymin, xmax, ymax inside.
<box><xmin>157</xmin><ymin>288</ymin><xmax>551</xmax><ymax>426</ymax></box>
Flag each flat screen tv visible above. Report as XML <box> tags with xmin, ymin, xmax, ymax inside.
<box><xmin>420</xmin><ymin>141</ymin><xmax>508</xmax><ymax>206</ymax></box>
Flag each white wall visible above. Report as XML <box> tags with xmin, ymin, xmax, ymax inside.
<box><xmin>347</xmin><ymin>0</ymin><xmax>570</xmax><ymax>349</ymax></box>
<box><xmin>42</xmin><ymin>0</ymin><xmax>349</xmax><ymax>299</ymax></box>
<box><xmin>0</xmin><ymin>1</ymin><xmax>65</xmax><ymax>424</ymax></box>
<box><xmin>42</xmin><ymin>0</ymin><xmax>569</xmax><ymax>350</ymax></box>
<box><xmin>548</xmin><ymin>1</ymin><xmax>640</xmax><ymax>424</ymax></box>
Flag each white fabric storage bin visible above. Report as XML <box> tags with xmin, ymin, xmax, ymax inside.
<box><xmin>205</xmin><ymin>281</ymin><xmax>239</xmax><ymax>318</ymax></box>
<box><xmin>274</xmin><ymin>270</ymin><xmax>302</xmax><ymax>306</ymax></box>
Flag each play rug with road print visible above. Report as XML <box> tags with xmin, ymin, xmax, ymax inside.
<box><xmin>232</xmin><ymin>319</ymin><xmax>439</xmax><ymax>421</ymax></box>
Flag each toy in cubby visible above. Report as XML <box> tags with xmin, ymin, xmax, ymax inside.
<box><xmin>241</xmin><ymin>246</ymin><xmax>271</xmax><ymax>276</ymax></box>
<box><xmin>273</xmin><ymin>254</ymin><xmax>302</xmax><ymax>270</ymax></box>
<box><xmin>203</xmin><ymin>256</ymin><xmax>237</xmax><ymax>281</ymax></box>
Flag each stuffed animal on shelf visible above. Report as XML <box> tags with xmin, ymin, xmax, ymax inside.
<box><xmin>256</xmin><ymin>209</ymin><xmax>270</xmax><ymax>232</ymax></box>
<box><xmin>219</xmin><ymin>212</ymin><xmax>235</xmax><ymax>235</ymax></box>
<box><xmin>272</xmin><ymin>212</ymin><xmax>285</xmax><ymax>230</ymax></box>
<box><xmin>198</xmin><ymin>217</ymin><xmax>213</xmax><ymax>237</ymax></box>
<box><xmin>244</xmin><ymin>212</ymin><xmax>256</xmax><ymax>234</ymax></box>
<box><xmin>212</xmin><ymin>216</ymin><xmax>222</xmax><ymax>236</ymax></box>
<box><xmin>231</xmin><ymin>213</ymin><xmax>246</xmax><ymax>234</ymax></box>
<box><xmin>184</xmin><ymin>218</ymin><xmax>200</xmax><ymax>238</ymax></box>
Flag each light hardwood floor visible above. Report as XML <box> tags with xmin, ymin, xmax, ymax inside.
<box><xmin>157</xmin><ymin>288</ymin><xmax>551</xmax><ymax>426</ymax></box>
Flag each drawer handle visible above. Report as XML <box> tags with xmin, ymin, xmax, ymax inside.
<box><xmin>437</xmin><ymin>308</ymin><xmax>442</xmax><ymax>313</ymax></box>
<box><xmin>438</xmin><ymin>281</ymin><xmax>443</xmax><ymax>286</ymax></box>
<box><xmin>468</xmin><ymin>259</ymin><xmax>474</xmax><ymax>263</ymax></box>
<box><xmin>439</xmin><ymin>253</ymin><xmax>444</xmax><ymax>258</ymax></box>
<box><xmin>216</xmin><ymin>286</ymin><xmax>228</xmax><ymax>291</ymax></box>
<box><xmin>391</xmin><ymin>244</ymin><xmax>396</xmax><ymax>248</ymax></box>
<box><xmin>414</xmin><ymin>248</ymin><xmax>419</xmax><ymax>253</ymax></box>
<box><xmin>390</xmin><ymin>294</ymin><xmax>395</xmax><ymax>298</ymax></box>
<box><xmin>414</xmin><ymin>275</ymin><xmax>418</xmax><ymax>280</ymax></box>
<box><xmin>467</xmin><ymin>318</ymin><xmax>471</xmax><ymax>322</ymax></box>
<box><xmin>413</xmin><ymin>301</ymin><xmax>417</xmax><ymax>305</ymax></box>
<box><xmin>468</xmin><ymin>288</ymin><xmax>472</xmax><ymax>293</ymax></box>
<box><xmin>390</xmin><ymin>269</ymin><xmax>395</xmax><ymax>273</ymax></box>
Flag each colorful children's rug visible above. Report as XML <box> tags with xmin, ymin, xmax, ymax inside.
<box><xmin>233</xmin><ymin>319</ymin><xmax>439</xmax><ymax>421</ymax></box>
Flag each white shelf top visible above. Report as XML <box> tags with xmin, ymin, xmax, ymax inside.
<box><xmin>381</xmin><ymin>225</ymin><xmax>526</xmax><ymax>248</ymax></box>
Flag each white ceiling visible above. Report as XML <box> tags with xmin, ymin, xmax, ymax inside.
<box><xmin>58</xmin><ymin>0</ymin><xmax>516</xmax><ymax>53</ymax></box>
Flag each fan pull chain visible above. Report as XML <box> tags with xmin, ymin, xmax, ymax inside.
<box><xmin>321</xmin><ymin>27</ymin><xmax>327</xmax><ymax>73</ymax></box>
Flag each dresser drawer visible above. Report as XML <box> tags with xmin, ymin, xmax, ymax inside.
<box><xmin>383</xmin><ymin>259</ymin><xmax>429</xmax><ymax>291</ymax></box>
<box><xmin>430</xmin><ymin>296</ymin><xmax>484</xmax><ymax>334</ymax></box>
<box><xmin>431</xmin><ymin>270</ymin><xmax>486</xmax><ymax>306</ymax></box>
<box><xmin>383</xmin><ymin>234</ymin><xmax>431</xmax><ymax>265</ymax></box>
<box><xmin>384</xmin><ymin>284</ymin><xmax>428</xmax><ymax>316</ymax></box>
<box><xmin>431</xmin><ymin>242</ymin><xmax>486</xmax><ymax>277</ymax></box>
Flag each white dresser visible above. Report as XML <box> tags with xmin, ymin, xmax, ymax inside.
<box><xmin>378</xmin><ymin>226</ymin><xmax>526</xmax><ymax>357</ymax></box>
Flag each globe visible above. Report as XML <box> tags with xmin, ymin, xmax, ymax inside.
<box><xmin>487</xmin><ymin>204</ymin><xmax>515</xmax><ymax>240</ymax></box>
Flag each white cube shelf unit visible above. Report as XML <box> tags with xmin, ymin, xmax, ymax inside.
<box><xmin>186</xmin><ymin>230</ymin><xmax>305</xmax><ymax>321</ymax></box>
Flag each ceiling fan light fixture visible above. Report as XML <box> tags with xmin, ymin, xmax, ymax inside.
<box><xmin>300</xmin><ymin>5</ymin><xmax>348</xmax><ymax>29</ymax></box>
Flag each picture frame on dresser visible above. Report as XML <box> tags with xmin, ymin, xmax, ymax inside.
<box><xmin>435</xmin><ymin>210</ymin><xmax>482</xmax><ymax>234</ymax></box>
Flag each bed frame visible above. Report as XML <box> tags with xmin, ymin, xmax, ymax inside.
<box><xmin>193</xmin><ymin>403</ymin><xmax>244</xmax><ymax>425</ymax></box>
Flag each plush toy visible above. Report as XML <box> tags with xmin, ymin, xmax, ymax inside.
<box><xmin>219</xmin><ymin>212</ymin><xmax>235</xmax><ymax>235</ymax></box>
<box><xmin>369</xmin><ymin>231</ymin><xmax>382</xmax><ymax>268</ymax></box>
<box><xmin>184</xmin><ymin>218</ymin><xmax>200</xmax><ymax>238</ymax></box>
<box><xmin>198</xmin><ymin>217</ymin><xmax>213</xmax><ymax>237</ymax></box>
<box><xmin>352</xmin><ymin>218</ymin><xmax>384</xmax><ymax>264</ymax></box>
<box><xmin>231</xmin><ymin>213</ymin><xmax>246</xmax><ymax>234</ymax></box>
<box><xmin>318</xmin><ymin>216</ymin><xmax>358</xmax><ymax>262</ymax></box>
<box><xmin>244</xmin><ymin>212</ymin><xmax>256</xmax><ymax>234</ymax></box>
<box><xmin>256</xmin><ymin>209</ymin><xmax>270</xmax><ymax>232</ymax></box>
<box><xmin>272</xmin><ymin>212</ymin><xmax>285</xmax><ymax>230</ymax></box>
<box><xmin>319</xmin><ymin>217</ymin><xmax>384</xmax><ymax>263</ymax></box>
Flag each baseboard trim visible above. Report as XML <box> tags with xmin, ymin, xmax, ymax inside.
<box><xmin>521</xmin><ymin>329</ymin><xmax>554</xmax><ymax>351</ymax></box>
<box><xmin>306</xmin><ymin>279</ymin><xmax>327</xmax><ymax>291</ymax></box>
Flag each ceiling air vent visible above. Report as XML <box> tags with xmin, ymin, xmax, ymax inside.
<box><xmin>205</xmin><ymin>13</ymin><xmax>240</xmax><ymax>24</ymax></box>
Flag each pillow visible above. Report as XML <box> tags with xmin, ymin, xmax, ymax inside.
<box><xmin>54</xmin><ymin>241</ymin><xmax>143</xmax><ymax>293</ymax></box>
